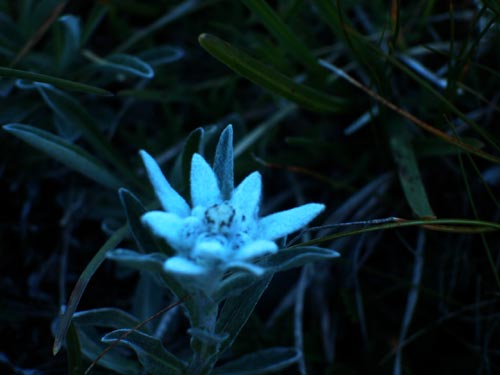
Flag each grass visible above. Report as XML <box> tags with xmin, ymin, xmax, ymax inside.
<box><xmin>1</xmin><ymin>0</ymin><xmax>499</xmax><ymax>374</ymax></box>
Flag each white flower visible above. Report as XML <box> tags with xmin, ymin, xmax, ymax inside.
<box><xmin>140</xmin><ymin>125</ymin><xmax>325</xmax><ymax>290</ymax></box>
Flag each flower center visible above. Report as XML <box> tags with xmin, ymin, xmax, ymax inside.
<box><xmin>204</xmin><ymin>202</ymin><xmax>236</xmax><ymax>234</ymax></box>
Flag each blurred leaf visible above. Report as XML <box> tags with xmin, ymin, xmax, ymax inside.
<box><xmin>213</xmin><ymin>125</ymin><xmax>234</xmax><ymax>200</ymax></box>
<box><xmin>187</xmin><ymin>328</ymin><xmax>229</xmax><ymax>345</ymax></box>
<box><xmin>106</xmin><ymin>249</ymin><xmax>167</xmax><ymax>274</ymax></box>
<box><xmin>171</xmin><ymin>127</ymin><xmax>204</xmax><ymax>195</ymax></box>
<box><xmin>66</xmin><ymin>323</ymin><xmax>83</xmax><ymax>375</ymax></box>
<box><xmin>54</xmin><ymin>14</ymin><xmax>81</xmax><ymax>72</ymax></box>
<box><xmin>99</xmin><ymin>53</ymin><xmax>154</xmax><ymax>79</ymax></box>
<box><xmin>0</xmin><ymin>67</ymin><xmax>111</xmax><ymax>95</ymax></box>
<box><xmin>388</xmin><ymin>120</ymin><xmax>435</xmax><ymax>218</ymax></box>
<box><xmin>198</xmin><ymin>33</ymin><xmax>347</xmax><ymax>113</ymax></box>
<box><xmin>36</xmin><ymin>85</ymin><xmax>138</xmax><ymax>187</ymax></box>
<box><xmin>214</xmin><ymin>347</ymin><xmax>300</xmax><ymax>375</ymax></box>
<box><xmin>114</xmin><ymin>0</ymin><xmax>204</xmax><ymax>53</ymax></box>
<box><xmin>77</xmin><ymin>328</ymin><xmax>140</xmax><ymax>375</ymax></box>
<box><xmin>414</xmin><ymin>137</ymin><xmax>485</xmax><ymax>158</ymax></box>
<box><xmin>73</xmin><ymin>308</ymin><xmax>141</xmax><ymax>329</ymax></box>
<box><xmin>81</xmin><ymin>4</ymin><xmax>109</xmax><ymax>46</ymax></box>
<box><xmin>53</xmin><ymin>226</ymin><xmax>129</xmax><ymax>356</ymax></box>
<box><xmin>258</xmin><ymin>246</ymin><xmax>340</xmax><ymax>273</ymax></box>
<box><xmin>216</xmin><ymin>275</ymin><xmax>272</xmax><ymax>354</ymax></box>
<box><xmin>119</xmin><ymin>188</ymin><xmax>172</xmax><ymax>256</ymax></box>
<box><xmin>242</xmin><ymin>0</ymin><xmax>321</xmax><ymax>80</ymax></box>
<box><xmin>2</xmin><ymin>123</ymin><xmax>122</xmax><ymax>189</ymax></box>
<box><xmin>102</xmin><ymin>329</ymin><xmax>186</xmax><ymax>375</ymax></box>
<box><xmin>139</xmin><ymin>45</ymin><xmax>185</xmax><ymax>66</ymax></box>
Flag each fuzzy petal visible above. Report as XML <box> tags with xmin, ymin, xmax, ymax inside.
<box><xmin>259</xmin><ymin>203</ymin><xmax>325</xmax><ymax>240</ymax></box>
<box><xmin>141</xmin><ymin>211</ymin><xmax>185</xmax><ymax>251</ymax></box>
<box><xmin>236</xmin><ymin>240</ymin><xmax>278</xmax><ymax>260</ymax></box>
<box><xmin>231</xmin><ymin>171</ymin><xmax>262</xmax><ymax>220</ymax></box>
<box><xmin>193</xmin><ymin>237</ymin><xmax>228</xmax><ymax>260</ymax></box>
<box><xmin>140</xmin><ymin>150</ymin><xmax>190</xmax><ymax>217</ymax></box>
<box><xmin>191</xmin><ymin>153</ymin><xmax>221</xmax><ymax>207</ymax></box>
<box><xmin>213</xmin><ymin>125</ymin><xmax>234</xmax><ymax>200</ymax></box>
<box><xmin>164</xmin><ymin>256</ymin><xmax>206</xmax><ymax>276</ymax></box>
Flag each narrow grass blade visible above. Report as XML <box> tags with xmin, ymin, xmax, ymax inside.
<box><xmin>3</xmin><ymin>123</ymin><xmax>122</xmax><ymax>190</ymax></box>
<box><xmin>53</xmin><ymin>226</ymin><xmax>129</xmax><ymax>356</ymax></box>
<box><xmin>388</xmin><ymin>119</ymin><xmax>435</xmax><ymax>218</ymax></box>
<box><xmin>66</xmin><ymin>322</ymin><xmax>83</xmax><ymax>375</ymax></box>
<box><xmin>199</xmin><ymin>33</ymin><xmax>347</xmax><ymax>113</ymax></box>
<box><xmin>242</xmin><ymin>0</ymin><xmax>321</xmax><ymax>80</ymax></box>
<box><xmin>393</xmin><ymin>231</ymin><xmax>425</xmax><ymax>375</ymax></box>
<box><xmin>0</xmin><ymin>67</ymin><xmax>111</xmax><ymax>95</ymax></box>
<box><xmin>37</xmin><ymin>85</ymin><xmax>140</xmax><ymax>189</ymax></box>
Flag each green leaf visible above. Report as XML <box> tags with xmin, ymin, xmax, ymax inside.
<box><xmin>77</xmin><ymin>328</ymin><xmax>140</xmax><ymax>375</ymax></box>
<box><xmin>198</xmin><ymin>33</ymin><xmax>347</xmax><ymax>113</ymax></box>
<box><xmin>0</xmin><ymin>67</ymin><xmax>111</xmax><ymax>95</ymax></box>
<box><xmin>258</xmin><ymin>246</ymin><xmax>340</xmax><ymax>273</ymax></box>
<box><xmin>99</xmin><ymin>53</ymin><xmax>154</xmax><ymax>78</ymax></box>
<box><xmin>119</xmin><ymin>188</ymin><xmax>173</xmax><ymax>256</ymax></box>
<box><xmin>170</xmin><ymin>127</ymin><xmax>204</xmax><ymax>195</ymax></box>
<box><xmin>214</xmin><ymin>347</ymin><xmax>300</xmax><ymax>375</ymax></box>
<box><xmin>73</xmin><ymin>308</ymin><xmax>141</xmax><ymax>329</ymax></box>
<box><xmin>213</xmin><ymin>125</ymin><xmax>234</xmax><ymax>200</ymax></box>
<box><xmin>54</xmin><ymin>15</ymin><xmax>81</xmax><ymax>71</ymax></box>
<box><xmin>102</xmin><ymin>329</ymin><xmax>186</xmax><ymax>375</ymax></box>
<box><xmin>139</xmin><ymin>45</ymin><xmax>185</xmax><ymax>66</ymax></box>
<box><xmin>187</xmin><ymin>328</ymin><xmax>229</xmax><ymax>345</ymax></box>
<box><xmin>66</xmin><ymin>322</ymin><xmax>84</xmax><ymax>375</ymax></box>
<box><xmin>36</xmin><ymin>85</ymin><xmax>137</xmax><ymax>186</ymax></box>
<box><xmin>53</xmin><ymin>226</ymin><xmax>129</xmax><ymax>356</ymax></box>
<box><xmin>242</xmin><ymin>0</ymin><xmax>321</xmax><ymax>80</ymax></box>
<box><xmin>2</xmin><ymin>123</ymin><xmax>122</xmax><ymax>189</ymax></box>
<box><xmin>216</xmin><ymin>275</ymin><xmax>273</xmax><ymax>354</ymax></box>
<box><xmin>106</xmin><ymin>249</ymin><xmax>167</xmax><ymax>274</ymax></box>
<box><xmin>388</xmin><ymin>120</ymin><xmax>435</xmax><ymax>218</ymax></box>
<box><xmin>81</xmin><ymin>4</ymin><xmax>109</xmax><ymax>46</ymax></box>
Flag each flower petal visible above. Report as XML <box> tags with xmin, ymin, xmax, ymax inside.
<box><xmin>141</xmin><ymin>211</ymin><xmax>185</xmax><ymax>251</ymax></box>
<box><xmin>259</xmin><ymin>203</ymin><xmax>325</xmax><ymax>240</ymax></box>
<box><xmin>191</xmin><ymin>153</ymin><xmax>221</xmax><ymax>207</ymax></box>
<box><xmin>213</xmin><ymin>124</ymin><xmax>234</xmax><ymax>200</ymax></box>
<box><xmin>231</xmin><ymin>171</ymin><xmax>261</xmax><ymax>221</ymax></box>
<box><xmin>140</xmin><ymin>150</ymin><xmax>190</xmax><ymax>217</ymax></box>
<box><xmin>236</xmin><ymin>240</ymin><xmax>278</xmax><ymax>260</ymax></box>
<box><xmin>164</xmin><ymin>256</ymin><xmax>206</xmax><ymax>276</ymax></box>
<box><xmin>193</xmin><ymin>236</ymin><xmax>228</xmax><ymax>260</ymax></box>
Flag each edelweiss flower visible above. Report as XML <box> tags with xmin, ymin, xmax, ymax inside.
<box><xmin>140</xmin><ymin>125</ymin><xmax>324</xmax><ymax>289</ymax></box>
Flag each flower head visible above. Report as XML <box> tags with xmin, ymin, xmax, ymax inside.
<box><xmin>140</xmin><ymin>125</ymin><xmax>325</xmax><ymax>292</ymax></box>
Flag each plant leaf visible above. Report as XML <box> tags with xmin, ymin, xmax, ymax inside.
<box><xmin>258</xmin><ymin>246</ymin><xmax>340</xmax><ymax>273</ymax></box>
<box><xmin>0</xmin><ymin>67</ymin><xmax>110</xmax><ymax>95</ymax></box>
<box><xmin>213</xmin><ymin>124</ymin><xmax>234</xmax><ymax>200</ymax></box>
<box><xmin>36</xmin><ymin>85</ymin><xmax>136</xmax><ymax>186</ymax></box>
<box><xmin>102</xmin><ymin>329</ymin><xmax>186</xmax><ymax>375</ymax></box>
<box><xmin>2</xmin><ymin>123</ymin><xmax>122</xmax><ymax>190</ymax></box>
<box><xmin>106</xmin><ymin>249</ymin><xmax>167</xmax><ymax>274</ymax></box>
<box><xmin>100</xmin><ymin>53</ymin><xmax>154</xmax><ymax>78</ymax></box>
<box><xmin>77</xmin><ymin>328</ymin><xmax>140</xmax><ymax>375</ymax></box>
<box><xmin>73</xmin><ymin>308</ymin><xmax>141</xmax><ymax>329</ymax></box>
<box><xmin>216</xmin><ymin>275</ymin><xmax>273</xmax><ymax>354</ymax></box>
<box><xmin>388</xmin><ymin>120</ymin><xmax>435</xmax><ymax>218</ymax></box>
<box><xmin>214</xmin><ymin>347</ymin><xmax>300</xmax><ymax>375</ymax></box>
<box><xmin>53</xmin><ymin>226</ymin><xmax>129</xmax><ymax>356</ymax></box>
<box><xmin>119</xmin><ymin>188</ymin><xmax>173</xmax><ymax>256</ymax></box>
<box><xmin>242</xmin><ymin>0</ymin><xmax>321</xmax><ymax>80</ymax></box>
<box><xmin>198</xmin><ymin>33</ymin><xmax>347</xmax><ymax>113</ymax></box>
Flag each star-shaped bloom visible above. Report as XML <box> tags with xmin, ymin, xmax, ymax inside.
<box><xmin>140</xmin><ymin>125</ymin><xmax>325</xmax><ymax>291</ymax></box>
